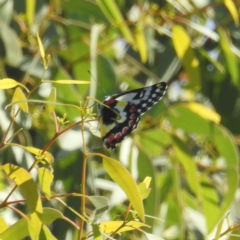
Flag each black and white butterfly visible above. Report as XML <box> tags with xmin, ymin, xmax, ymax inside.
<box><xmin>99</xmin><ymin>82</ymin><xmax>167</xmax><ymax>149</ymax></box>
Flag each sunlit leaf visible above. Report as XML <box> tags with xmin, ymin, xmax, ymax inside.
<box><xmin>8</xmin><ymin>144</ymin><xmax>54</xmax><ymax>164</ymax></box>
<box><xmin>0</xmin><ymin>164</ymin><xmax>42</xmax><ymax>240</ymax></box>
<box><xmin>0</xmin><ymin>78</ymin><xmax>29</xmax><ymax>92</ymax></box>
<box><xmin>37</xmin><ymin>33</ymin><xmax>47</xmax><ymax>69</ymax></box>
<box><xmin>99</xmin><ymin>220</ymin><xmax>149</xmax><ymax>234</ymax></box>
<box><xmin>103</xmin><ymin>156</ymin><xmax>145</xmax><ymax>222</ymax></box>
<box><xmin>224</xmin><ymin>0</ymin><xmax>239</xmax><ymax>26</ymax></box>
<box><xmin>138</xmin><ymin>177</ymin><xmax>152</xmax><ymax>200</ymax></box>
<box><xmin>0</xmin><ymin>217</ymin><xmax>8</xmax><ymax>233</ymax></box>
<box><xmin>172</xmin><ymin>25</ymin><xmax>200</xmax><ymax>89</ymax></box>
<box><xmin>0</xmin><ymin>208</ymin><xmax>66</xmax><ymax>240</ymax></box>
<box><xmin>185</xmin><ymin>102</ymin><xmax>220</xmax><ymax>123</ymax></box>
<box><xmin>26</xmin><ymin>0</ymin><xmax>35</xmax><ymax>26</ymax></box>
<box><xmin>38</xmin><ymin>168</ymin><xmax>54</xmax><ymax>199</ymax></box>
<box><xmin>12</xmin><ymin>87</ymin><xmax>28</xmax><ymax>113</ymax></box>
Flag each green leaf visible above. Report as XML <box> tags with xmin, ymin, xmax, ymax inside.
<box><xmin>0</xmin><ymin>164</ymin><xmax>43</xmax><ymax>240</ymax></box>
<box><xmin>167</xmin><ymin>103</ymin><xmax>217</xmax><ymax>136</ymax></box>
<box><xmin>96</xmin><ymin>0</ymin><xmax>134</xmax><ymax>44</ymax></box>
<box><xmin>218</xmin><ymin>27</ymin><xmax>239</xmax><ymax>90</ymax></box>
<box><xmin>102</xmin><ymin>156</ymin><xmax>145</xmax><ymax>222</ymax></box>
<box><xmin>171</xmin><ymin>136</ymin><xmax>202</xmax><ymax>201</ymax></box>
<box><xmin>92</xmin><ymin>224</ymin><xmax>103</xmax><ymax>240</ymax></box>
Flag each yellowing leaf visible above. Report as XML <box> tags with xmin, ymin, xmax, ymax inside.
<box><xmin>186</xmin><ymin>102</ymin><xmax>221</xmax><ymax>123</ymax></box>
<box><xmin>37</xmin><ymin>33</ymin><xmax>47</xmax><ymax>69</ymax></box>
<box><xmin>0</xmin><ymin>164</ymin><xmax>42</xmax><ymax>240</ymax></box>
<box><xmin>173</xmin><ymin>25</ymin><xmax>191</xmax><ymax>58</ymax></box>
<box><xmin>224</xmin><ymin>0</ymin><xmax>239</xmax><ymax>26</ymax></box>
<box><xmin>38</xmin><ymin>168</ymin><xmax>54</xmax><ymax>199</ymax></box>
<box><xmin>172</xmin><ymin>25</ymin><xmax>200</xmax><ymax>89</ymax></box>
<box><xmin>12</xmin><ymin>87</ymin><xmax>28</xmax><ymax>113</ymax></box>
<box><xmin>103</xmin><ymin>156</ymin><xmax>145</xmax><ymax>222</ymax></box>
<box><xmin>0</xmin><ymin>78</ymin><xmax>29</xmax><ymax>92</ymax></box>
<box><xmin>99</xmin><ymin>220</ymin><xmax>149</xmax><ymax>234</ymax></box>
<box><xmin>8</xmin><ymin>144</ymin><xmax>54</xmax><ymax>164</ymax></box>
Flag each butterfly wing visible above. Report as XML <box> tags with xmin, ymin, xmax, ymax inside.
<box><xmin>99</xmin><ymin>82</ymin><xmax>167</xmax><ymax>149</ymax></box>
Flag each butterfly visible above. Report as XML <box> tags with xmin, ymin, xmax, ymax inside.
<box><xmin>99</xmin><ymin>82</ymin><xmax>167</xmax><ymax>149</ymax></box>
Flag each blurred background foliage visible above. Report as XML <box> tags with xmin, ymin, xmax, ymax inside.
<box><xmin>0</xmin><ymin>0</ymin><xmax>240</xmax><ymax>239</ymax></box>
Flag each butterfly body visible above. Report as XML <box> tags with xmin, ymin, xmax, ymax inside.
<box><xmin>99</xmin><ymin>82</ymin><xmax>167</xmax><ymax>149</ymax></box>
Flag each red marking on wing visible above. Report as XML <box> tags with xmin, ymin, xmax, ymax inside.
<box><xmin>122</xmin><ymin>127</ymin><xmax>128</xmax><ymax>134</ymax></box>
<box><xmin>130</xmin><ymin>114</ymin><xmax>137</xmax><ymax>119</ymax></box>
<box><xmin>108</xmin><ymin>134</ymin><xmax>114</xmax><ymax>143</ymax></box>
<box><xmin>128</xmin><ymin>120</ymin><xmax>135</xmax><ymax>127</ymax></box>
<box><xmin>105</xmin><ymin>98</ymin><xmax>116</xmax><ymax>105</ymax></box>
<box><xmin>130</xmin><ymin>106</ymin><xmax>137</xmax><ymax>112</ymax></box>
<box><xmin>115</xmin><ymin>132</ymin><xmax>122</xmax><ymax>140</ymax></box>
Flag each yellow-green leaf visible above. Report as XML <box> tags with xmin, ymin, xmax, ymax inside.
<box><xmin>37</xmin><ymin>33</ymin><xmax>47</xmax><ymax>69</ymax></box>
<box><xmin>185</xmin><ymin>102</ymin><xmax>220</xmax><ymax>123</ymax></box>
<box><xmin>0</xmin><ymin>217</ymin><xmax>8</xmax><ymax>233</ymax></box>
<box><xmin>172</xmin><ymin>25</ymin><xmax>200</xmax><ymax>89</ymax></box>
<box><xmin>42</xmin><ymin>80</ymin><xmax>90</xmax><ymax>84</ymax></box>
<box><xmin>0</xmin><ymin>164</ymin><xmax>42</xmax><ymax>240</ymax></box>
<box><xmin>103</xmin><ymin>156</ymin><xmax>145</xmax><ymax>222</ymax></box>
<box><xmin>138</xmin><ymin>177</ymin><xmax>152</xmax><ymax>200</ymax></box>
<box><xmin>96</xmin><ymin>0</ymin><xmax>134</xmax><ymax>44</ymax></box>
<box><xmin>12</xmin><ymin>87</ymin><xmax>28</xmax><ymax>113</ymax></box>
<box><xmin>0</xmin><ymin>78</ymin><xmax>29</xmax><ymax>92</ymax></box>
<box><xmin>135</xmin><ymin>22</ymin><xmax>147</xmax><ymax>63</ymax></box>
<box><xmin>224</xmin><ymin>0</ymin><xmax>239</xmax><ymax>26</ymax></box>
<box><xmin>8</xmin><ymin>144</ymin><xmax>54</xmax><ymax>164</ymax></box>
<box><xmin>38</xmin><ymin>168</ymin><xmax>54</xmax><ymax>199</ymax></box>
<box><xmin>0</xmin><ymin>208</ymin><xmax>65</xmax><ymax>240</ymax></box>
<box><xmin>92</xmin><ymin>224</ymin><xmax>103</xmax><ymax>240</ymax></box>
<box><xmin>99</xmin><ymin>220</ymin><xmax>149</xmax><ymax>234</ymax></box>
<box><xmin>26</xmin><ymin>0</ymin><xmax>35</xmax><ymax>26</ymax></box>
